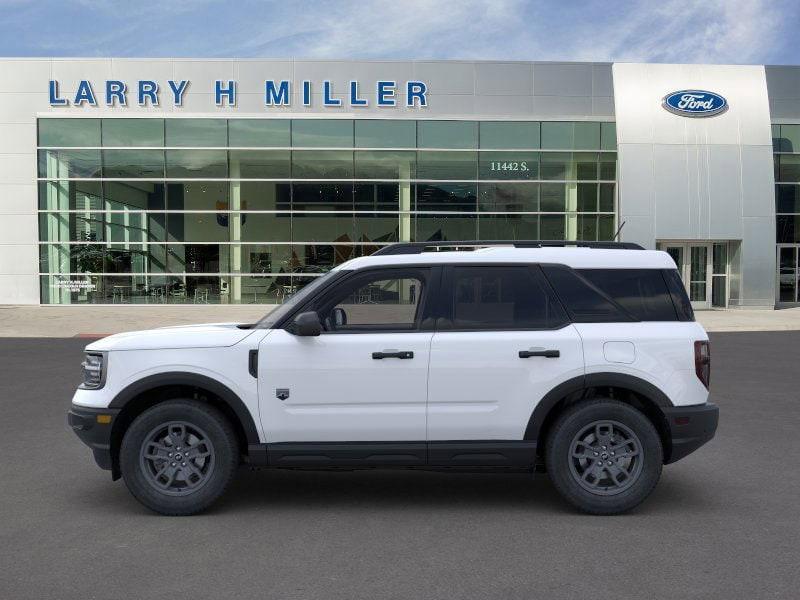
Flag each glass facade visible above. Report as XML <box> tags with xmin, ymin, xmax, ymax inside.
<box><xmin>773</xmin><ymin>124</ymin><xmax>800</xmax><ymax>303</ymax></box>
<box><xmin>37</xmin><ymin>118</ymin><xmax>617</xmax><ymax>304</ymax></box>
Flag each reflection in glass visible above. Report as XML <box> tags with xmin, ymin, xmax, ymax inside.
<box><xmin>354</xmin><ymin>151</ymin><xmax>415</xmax><ymax>179</ymax></box>
<box><xmin>38</xmin><ymin>149</ymin><xmax>102</xmax><ymax>178</ymax></box>
<box><xmin>416</xmin><ymin>183</ymin><xmax>477</xmax><ymax>212</ymax></box>
<box><xmin>292</xmin><ymin>183</ymin><xmax>353</xmax><ymax>211</ymax></box>
<box><xmin>291</xmin><ymin>120</ymin><xmax>353</xmax><ymax>147</ymax></box>
<box><xmin>39</xmin><ymin>119</ymin><xmax>101</xmax><ymax>147</ymax></box>
<box><xmin>166</xmin><ymin>150</ymin><xmax>227</xmax><ymax>178</ymax></box>
<box><xmin>417</xmin><ymin>121</ymin><xmax>477</xmax><ymax>149</ymax></box>
<box><xmin>165</xmin><ymin>119</ymin><xmax>227</xmax><ymax>147</ymax></box>
<box><xmin>540</xmin><ymin>153</ymin><xmax>570</xmax><ymax>180</ymax></box>
<box><xmin>478</xmin><ymin>214</ymin><xmax>539</xmax><ymax>240</ymax></box>
<box><xmin>355</xmin><ymin>213</ymin><xmax>400</xmax><ymax>243</ymax></box>
<box><xmin>167</xmin><ymin>182</ymin><xmax>228</xmax><ymax>210</ymax></box>
<box><xmin>292</xmin><ymin>150</ymin><xmax>353</xmax><ymax>179</ymax></box>
<box><xmin>239</xmin><ymin>181</ymin><xmax>291</xmax><ymax>211</ymax></box>
<box><xmin>354</xmin><ymin>183</ymin><xmax>402</xmax><ymax>211</ymax></box>
<box><xmin>355</xmin><ymin>120</ymin><xmax>416</xmax><ymax>148</ymax></box>
<box><xmin>416</xmin><ymin>151</ymin><xmax>477</xmax><ymax>180</ymax></box>
<box><xmin>479</xmin><ymin>152</ymin><xmax>539</xmax><ymax>179</ymax></box>
<box><xmin>415</xmin><ymin>214</ymin><xmax>477</xmax><ymax>241</ymax></box>
<box><xmin>102</xmin><ymin>119</ymin><xmax>164</xmax><ymax>147</ymax></box>
<box><xmin>239</xmin><ymin>212</ymin><xmax>292</xmax><ymax>242</ymax></box>
<box><xmin>229</xmin><ymin>150</ymin><xmax>290</xmax><ymax>178</ymax></box>
<box><xmin>479</xmin><ymin>122</ymin><xmax>539</xmax><ymax>149</ymax></box>
<box><xmin>478</xmin><ymin>183</ymin><xmax>539</xmax><ymax>212</ymax></box>
<box><xmin>39</xmin><ymin>181</ymin><xmax>103</xmax><ymax>211</ymax></box>
<box><xmin>228</xmin><ymin>120</ymin><xmax>290</xmax><ymax>147</ymax></box>
<box><xmin>167</xmin><ymin>212</ymin><xmax>229</xmax><ymax>243</ymax></box>
<box><xmin>103</xmin><ymin>150</ymin><xmax>165</xmax><ymax>178</ymax></box>
<box><xmin>292</xmin><ymin>213</ymin><xmax>355</xmax><ymax>242</ymax></box>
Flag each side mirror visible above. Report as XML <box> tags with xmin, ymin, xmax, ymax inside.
<box><xmin>331</xmin><ymin>307</ymin><xmax>348</xmax><ymax>328</ymax></box>
<box><xmin>291</xmin><ymin>311</ymin><xmax>322</xmax><ymax>337</ymax></box>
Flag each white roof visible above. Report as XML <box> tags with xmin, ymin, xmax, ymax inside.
<box><xmin>339</xmin><ymin>246</ymin><xmax>677</xmax><ymax>271</ymax></box>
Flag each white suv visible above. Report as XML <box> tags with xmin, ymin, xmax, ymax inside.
<box><xmin>68</xmin><ymin>241</ymin><xmax>718</xmax><ymax>515</ymax></box>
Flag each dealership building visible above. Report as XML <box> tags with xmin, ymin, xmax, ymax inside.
<box><xmin>1</xmin><ymin>58</ymin><xmax>799</xmax><ymax>308</ymax></box>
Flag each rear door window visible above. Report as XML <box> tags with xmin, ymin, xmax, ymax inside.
<box><xmin>578</xmin><ymin>269</ymin><xmax>679</xmax><ymax>321</ymax></box>
<box><xmin>541</xmin><ymin>264</ymin><xmax>630</xmax><ymax>322</ymax></box>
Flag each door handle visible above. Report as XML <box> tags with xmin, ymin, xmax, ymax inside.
<box><xmin>519</xmin><ymin>349</ymin><xmax>560</xmax><ymax>358</ymax></box>
<box><xmin>372</xmin><ymin>350</ymin><xmax>414</xmax><ymax>360</ymax></box>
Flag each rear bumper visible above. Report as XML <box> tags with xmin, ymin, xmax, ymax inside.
<box><xmin>663</xmin><ymin>402</ymin><xmax>719</xmax><ymax>464</ymax></box>
<box><xmin>67</xmin><ymin>405</ymin><xmax>120</xmax><ymax>471</ymax></box>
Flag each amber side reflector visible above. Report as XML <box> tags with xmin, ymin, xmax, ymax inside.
<box><xmin>96</xmin><ymin>414</ymin><xmax>112</xmax><ymax>424</ymax></box>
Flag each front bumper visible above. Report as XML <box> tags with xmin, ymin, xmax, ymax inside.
<box><xmin>663</xmin><ymin>402</ymin><xmax>719</xmax><ymax>464</ymax></box>
<box><xmin>67</xmin><ymin>405</ymin><xmax>120</xmax><ymax>471</ymax></box>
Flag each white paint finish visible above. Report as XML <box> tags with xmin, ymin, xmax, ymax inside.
<box><xmin>51</xmin><ymin>59</ymin><xmax>113</xmax><ymax>93</ymax></box>
<box><xmin>0</xmin><ymin>274</ymin><xmax>39</xmax><ymax>304</ymax></box>
<box><xmin>0</xmin><ymin>59</ymin><xmax>51</xmax><ymax>93</ymax></box>
<box><xmin>236</xmin><ymin>60</ymin><xmax>294</xmax><ymax>94</ymax></box>
<box><xmin>603</xmin><ymin>341</ymin><xmax>635</xmax><ymax>364</ymax></box>
<box><xmin>617</xmin><ymin>143</ymin><xmax>655</xmax><ymax>218</ymax></box>
<box><xmin>87</xmin><ymin>323</ymin><xmax>258</xmax><ymax>351</ymax></box>
<box><xmin>0</xmin><ymin>213</ymin><xmax>36</xmax><ymax>244</ymax></box>
<box><xmin>575</xmin><ymin>322</ymin><xmax>709</xmax><ymax>407</ymax></box>
<box><xmin>0</xmin><ymin>124</ymin><xmax>36</xmax><ymax>153</ymax></box>
<box><xmin>0</xmin><ymin>92</ymin><xmax>51</xmax><ymax>123</ymax></box>
<box><xmin>340</xmin><ymin>247</ymin><xmax>676</xmax><ymax>272</ymax></box>
<box><xmin>170</xmin><ymin>61</ymin><xmax>236</xmax><ymax>95</ymax></box>
<box><xmin>110</xmin><ymin>59</ymin><xmax>175</xmax><ymax>88</ymax></box>
<box><xmin>258</xmin><ymin>329</ymin><xmax>432</xmax><ymax>442</ymax></box>
<box><xmin>0</xmin><ymin>244</ymin><xmax>38</xmax><ymax>275</ymax></box>
<box><xmin>741</xmin><ymin>145</ymin><xmax>777</xmax><ymax>217</ymax></box>
<box><xmin>426</xmin><ymin>327</ymin><xmax>584</xmax><ymax>440</ymax></box>
<box><xmin>0</xmin><ymin>183</ymin><xmax>37</xmax><ymax>214</ymax></box>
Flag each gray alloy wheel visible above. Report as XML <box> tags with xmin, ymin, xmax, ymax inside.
<box><xmin>139</xmin><ymin>421</ymin><xmax>216</xmax><ymax>497</ymax></box>
<box><xmin>568</xmin><ymin>420</ymin><xmax>643</xmax><ymax>496</ymax></box>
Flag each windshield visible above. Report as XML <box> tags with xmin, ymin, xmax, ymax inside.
<box><xmin>256</xmin><ymin>270</ymin><xmax>344</xmax><ymax>329</ymax></box>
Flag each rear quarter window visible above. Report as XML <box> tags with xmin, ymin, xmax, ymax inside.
<box><xmin>577</xmin><ymin>268</ymin><xmax>680</xmax><ymax>321</ymax></box>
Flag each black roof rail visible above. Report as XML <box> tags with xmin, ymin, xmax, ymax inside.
<box><xmin>371</xmin><ymin>240</ymin><xmax>645</xmax><ymax>256</ymax></box>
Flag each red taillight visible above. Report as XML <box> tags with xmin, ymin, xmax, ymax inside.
<box><xmin>694</xmin><ymin>340</ymin><xmax>711</xmax><ymax>389</ymax></box>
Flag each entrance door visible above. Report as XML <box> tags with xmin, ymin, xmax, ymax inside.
<box><xmin>777</xmin><ymin>245</ymin><xmax>799</xmax><ymax>304</ymax></box>
<box><xmin>658</xmin><ymin>241</ymin><xmax>726</xmax><ymax>309</ymax></box>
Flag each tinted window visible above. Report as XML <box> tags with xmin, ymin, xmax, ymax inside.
<box><xmin>662</xmin><ymin>269</ymin><xmax>695</xmax><ymax>321</ymax></box>
<box><xmin>448</xmin><ymin>266</ymin><xmax>567</xmax><ymax>330</ymax></box>
<box><xmin>541</xmin><ymin>265</ymin><xmax>629</xmax><ymax>322</ymax></box>
<box><xmin>578</xmin><ymin>269</ymin><xmax>678</xmax><ymax>321</ymax></box>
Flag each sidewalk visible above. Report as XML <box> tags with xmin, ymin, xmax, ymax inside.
<box><xmin>1</xmin><ymin>304</ymin><xmax>800</xmax><ymax>337</ymax></box>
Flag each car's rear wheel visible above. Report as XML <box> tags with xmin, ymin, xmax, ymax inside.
<box><xmin>545</xmin><ymin>399</ymin><xmax>663</xmax><ymax>515</ymax></box>
<box><xmin>120</xmin><ymin>400</ymin><xmax>239</xmax><ymax>515</ymax></box>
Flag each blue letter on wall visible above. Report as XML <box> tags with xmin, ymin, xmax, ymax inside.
<box><xmin>138</xmin><ymin>81</ymin><xmax>159</xmax><ymax>106</ymax></box>
<box><xmin>74</xmin><ymin>80</ymin><xmax>97</xmax><ymax>106</ymax></box>
<box><xmin>168</xmin><ymin>80</ymin><xmax>189</xmax><ymax>106</ymax></box>
<box><xmin>106</xmin><ymin>81</ymin><xmax>126</xmax><ymax>106</ymax></box>
<box><xmin>377</xmin><ymin>81</ymin><xmax>396</xmax><ymax>106</ymax></box>
<box><xmin>406</xmin><ymin>81</ymin><xmax>427</xmax><ymax>107</ymax></box>
<box><xmin>215</xmin><ymin>80</ymin><xmax>236</xmax><ymax>106</ymax></box>
<box><xmin>323</xmin><ymin>81</ymin><xmax>342</xmax><ymax>106</ymax></box>
<box><xmin>349</xmin><ymin>81</ymin><xmax>367</xmax><ymax>106</ymax></box>
<box><xmin>49</xmin><ymin>80</ymin><xmax>68</xmax><ymax>106</ymax></box>
<box><xmin>265</xmin><ymin>80</ymin><xmax>290</xmax><ymax>105</ymax></box>
<box><xmin>302</xmin><ymin>81</ymin><xmax>312</xmax><ymax>106</ymax></box>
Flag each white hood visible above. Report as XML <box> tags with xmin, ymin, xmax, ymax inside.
<box><xmin>85</xmin><ymin>322</ymin><xmax>257</xmax><ymax>352</ymax></box>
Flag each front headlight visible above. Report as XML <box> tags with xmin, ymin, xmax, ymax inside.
<box><xmin>80</xmin><ymin>352</ymin><xmax>106</xmax><ymax>389</ymax></box>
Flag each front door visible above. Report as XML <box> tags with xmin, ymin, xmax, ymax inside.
<box><xmin>660</xmin><ymin>242</ymin><xmax>717</xmax><ymax>309</ymax></box>
<box><xmin>426</xmin><ymin>265</ymin><xmax>584</xmax><ymax>464</ymax></box>
<box><xmin>257</xmin><ymin>267</ymin><xmax>436</xmax><ymax>463</ymax></box>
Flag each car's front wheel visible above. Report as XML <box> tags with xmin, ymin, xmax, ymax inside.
<box><xmin>545</xmin><ymin>399</ymin><xmax>663</xmax><ymax>515</ymax></box>
<box><xmin>120</xmin><ymin>400</ymin><xmax>239</xmax><ymax>515</ymax></box>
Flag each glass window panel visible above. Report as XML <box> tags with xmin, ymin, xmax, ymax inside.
<box><xmin>102</xmin><ymin>119</ymin><xmax>164</xmax><ymax>147</ymax></box>
<box><xmin>292</xmin><ymin>183</ymin><xmax>353</xmax><ymax>211</ymax></box>
<box><xmin>38</xmin><ymin>149</ymin><xmax>102</xmax><ymax>178</ymax></box>
<box><xmin>416</xmin><ymin>151</ymin><xmax>477</xmax><ymax>179</ymax></box>
<box><xmin>237</xmin><ymin>274</ymin><xmax>293</xmax><ymax>303</ymax></box>
<box><xmin>292</xmin><ymin>213</ymin><xmax>354</xmax><ymax>243</ymax></box>
<box><xmin>577</xmin><ymin>183</ymin><xmax>598</xmax><ymax>212</ymax></box>
<box><xmin>577</xmin><ymin>214</ymin><xmax>598</xmax><ymax>240</ymax></box>
<box><xmin>39</xmin><ymin>243</ymin><xmax>104</xmax><ymax>273</ymax></box>
<box><xmin>479</xmin><ymin>122</ymin><xmax>540</xmax><ymax>149</ymax></box>
<box><xmin>540</xmin><ymin>183</ymin><xmax>566</xmax><ymax>211</ymax></box>
<box><xmin>229</xmin><ymin>150</ymin><xmax>290</xmax><ymax>178</ymax></box>
<box><xmin>167</xmin><ymin>244</ymin><xmax>223</xmax><ymax>273</ymax></box>
<box><xmin>354</xmin><ymin>120</ymin><xmax>416</xmax><ymax>148</ymax></box>
<box><xmin>541</xmin><ymin>122</ymin><xmax>573</xmax><ymax>150</ymax></box>
<box><xmin>106</xmin><ymin>211</ymin><xmax>151</xmax><ymax>243</ymax></box>
<box><xmin>325</xmin><ymin>275</ymin><xmax>424</xmax><ymax>330</ymax></box>
<box><xmin>598</xmin><ymin>215</ymin><xmax>615</xmax><ymax>240</ymax></box>
<box><xmin>239</xmin><ymin>181</ymin><xmax>291</xmax><ymax>211</ymax></box>
<box><xmin>291</xmin><ymin>120</ymin><xmax>353</xmax><ymax>147</ymax></box>
<box><xmin>574</xmin><ymin>122</ymin><xmax>601</xmax><ymax>150</ymax></box>
<box><xmin>415</xmin><ymin>183</ymin><xmax>477</xmax><ymax>212</ymax></box>
<box><xmin>239</xmin><ymin>212</ymin><xmax>291</xmax><ymax>242</ymax></box>
<box><xmin>776</xmin><ymin>215</ymin><xmax>800</xmax><ymax>243</ymax></box>
<box><xmin>167</xmin><ymin>212</ymin><xmax>229</xmax><ymax>243</ymax></box>
<box><xmin>776</xmin><ymin>185</ymin><xmax>800</xmax><ymax>214</ymax></box>
<box><xmin>38</xmin><ymin>181</ymin><xmax>103</xmax><ymax>211</ymax></box>
<box><xmin>105</xmin><ymin>243</ymin><xmax>154</xmax><ymax>273</ymax></box>
<box><xmin>600</xmin><ymin>122</ymin><xmax>617</xmax><ymax>150</ymax></box>
<box><xmin>165</xmin><ymin>119</ymin><xmax>227</xmax><ymax>147</ymax></box>
<box><xmin>417</xmin><ymin>121</ymin><xmax>477</xmax><ymax>149</ymax></box>
<box><xmin>292</xmin><ymin>150</ymin><xmax>353</xmax><ymax>179</ymax></box>
<box><xmin>354</xmin><ymin>183</ymin><xmax>403</xmax><ymax>211</ymax></box>
<box><xmin>39</xmin><ymin>211</ymin><xmax>98</xmax><ymax>243</ymax></box>
<box><xmin>228</xmin><ymin>119</ymin><xmax>290</xmax><ymax>147</ymax></box>
<box><xmin>540</xmin><ymin>152</ymin><xmax>570</xmax><ymax>180</ymax></box>
<box><xmin>414</xmin><ymin>214</ymin><xmax>477</xmax><ymax>241</ymax></box>
<box><xmin>599</xmin><ymin>183</ymin><xmax>615</xmax><ymax>212</ymax></box>
<box><xmin>479</xmin><ymin>152</ymin><xmax>539</xmax><ymax>179</ymax></box>
<box><xmin>102</xmin><ymin>149</ymin><xmax>165</xmax><ymax>178</ymax></box>
<box><xmin>105</xmin><ymin>181</ymin><xmax>165</xmax><ymax>211</ymax></box>
<box><xmin>167</xmin><ymin>182</ymin><xmax>229</xmax><ymax>211</ymax></box>
<box><xmin>779</xmin><ymin>247</ymin><xmax>797</xmax><ymax>302</ymax></box>
<box><xmin>772</xmin><ymin>124</ymin><xmax>781</xmax><ymax>152</ymax></box>
<box><xmin>286</xmin><ymin>244</ymin><xmax>355</xmax><ymax>273</ymax></box>
<box><xmin>478</xmin><ymin>183</ymin><xmax>539</xmax><ymax>212</ymax></box>
<box><xmin>165</xmin><ymin>150</ymin><xmax>227</xmax><ymax>178</ymax></box>
<box><xmin>478</xmin><ymin>214</ymin><xmax>539</xmax><ymax>240</ymax></box>
<box><xmin>540</xmin><ymin>214</ymin><xmax>566</xmax><ymax>239</ymax></box>
<box><xmin>354</xmin><ymin>150</ymin><xmax>416</xmax><ymax>179</ymax></box>
<box><xmin>575</xmin><ymin>153</ymin><xmax>599</xmax><ymax>180</ymax></box>
<box><xmin>38</xmin><ymin>119</ymin><xmax>100</xmax><ymax>147</ymax></box>
<box><xmin>713</xmin><ymin>243</ymin><xmax>727</xmax><ymax>275</ymax></box>
<box><xmin>599</xmin><ymin>152</ymin><xmax>617</xmax><ymax>180</ymax></box>
<box><xmin>239</xmin><ymin>244</ymin><xmax>290</xmax><ymax>274</ymax></box>
<box><xmin>780</xmin><ymin>125</ymin><xmax>800</xmax><ymax>153</ymax></box>
<box><xmin>778</xmin><ymin>155</ymin><xmax>800</xmax><ymax>183</ymax></box>
<box><xmin>355</xmin><ymin>213</ymin><xmax>400</xmax><ymax>243</ymax></box>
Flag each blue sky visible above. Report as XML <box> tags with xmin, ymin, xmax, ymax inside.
<box><xmin>1</xmin><ymin>0</ymin><xmax>798</xmax><ymax>64</ymax></box>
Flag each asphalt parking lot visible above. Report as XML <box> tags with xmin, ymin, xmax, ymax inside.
<box><xmin>1</xmin><ymin>332</ymin><xmax>798</xmax><ymax>599</ymax></box>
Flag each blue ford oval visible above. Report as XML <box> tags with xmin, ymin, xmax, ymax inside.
<box><xmin>662</xmin><ymin>90</ymin><xmax>728</xmax><ymax>117</ymax></box>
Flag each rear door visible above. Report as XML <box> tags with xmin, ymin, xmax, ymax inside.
<box><xmin>426</xmin><ymin>265</ymin><xmax>584</xmax><ymax>459</ymax></box>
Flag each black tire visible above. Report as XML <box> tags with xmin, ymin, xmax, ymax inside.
<box><xmin>545</xmin><ymin>399</ymin><xmax>663</xmax><ymax>515</ymax></box>
<box><xmin>120</xmin><ymin>400</ymin><xmax>239</xmax><ymax>515</ymax></box>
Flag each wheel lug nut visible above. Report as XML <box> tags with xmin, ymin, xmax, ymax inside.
<box><xmin>607</xmin><ymin>461</ymin><xmax>612</xmax><ymax>466</ymax></box>
<box><xmin>171</xmin><ymin>462</ymin><xmax>176</xmax><ymax>467</ymax></box>
<box><xmin>593</xmin><ymin>452</ymin><xmax>599</xmax><ymax>456</ymax></box>
<box><xmin>610</xmin><ymin>452</ymin><xmax>615</xmax><ymax>456</ymax></box>
<box><xmin>597</xmin><ymin>461</ymin><xmax>602</xmax><ymax>466</ymax></box>
<box><xmin>601</xmin><ymin>446</ymin><xmax>607</xmax><ymax>450</ymax></box>
<box><xmin>182</xmin><ymin>462</ymin><xmax>186</xmax><ymax>466</ymax></box>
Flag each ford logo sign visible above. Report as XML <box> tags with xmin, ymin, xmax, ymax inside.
<box><xmin>662</xmin><ymin>90</ymin><xmax>728</xmax><ymax>117</ymax></box>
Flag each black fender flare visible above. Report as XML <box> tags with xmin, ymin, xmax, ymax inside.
<box><xmin>523</xmin><ymin>372</ymin><xmax>673</xmax><ymax>442</ymax></box>
<box><xmin>108</xmin><ymin>372</ymin><xmax>260</xmax><ymax>445</ymax></box>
